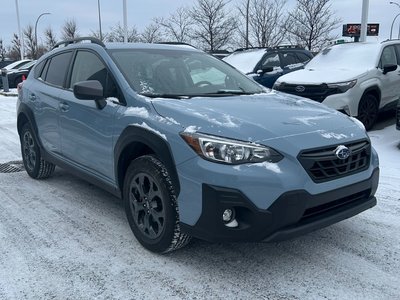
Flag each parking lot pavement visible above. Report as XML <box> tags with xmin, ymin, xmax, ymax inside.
<box><xmin>0</xmin><ymin>95</ymin><xmax>399</xmax><ymax>299</ymax></box>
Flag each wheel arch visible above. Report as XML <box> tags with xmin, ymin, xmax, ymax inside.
<box><xmin>114</xmin><ymin>125</ymin><xmax>181</xmax><ymax>197</ymax></box>
<box><xmin>361</xmin><ymin>86</ymin><xmax>381</xmax><ymax>107</ymax></box>
<box><xmin>17</xmin><ymin>102</ymin><xmax>42</xmax><ymax>148</ymax></box>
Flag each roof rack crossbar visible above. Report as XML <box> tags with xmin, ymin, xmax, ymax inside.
<box><xmin>156</xmin><ymin>41</ymin><xmax>196</xmax><ymax>48</ymax></box>
<box><xmin>52</xmin><ymin>37</ymin><xmax>105</xmax><ymax>50</ymax></box>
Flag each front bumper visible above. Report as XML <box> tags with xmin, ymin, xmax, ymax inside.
<box><xmin>180</xmin><ymin>168</ymin><xmax>379</xmax><ymax>242</ymax></box>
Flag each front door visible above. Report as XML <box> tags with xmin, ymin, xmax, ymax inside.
<box><xmin>59</xmin><ymin>50</ymin><xmax>121</xmax><ymax>182</ymax></box>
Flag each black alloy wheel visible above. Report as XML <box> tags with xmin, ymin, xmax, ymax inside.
<box><xmin>123</xmin><ymin>156</ymin><xmax>190</xmax><ymax>253</ymax></box>
<box><xmin>357</xmin><ymin>94</ymin><xmax>379</xmax><ymax>131</ymax></box>
<box><xmin>20</xmin><ymin>123</ymin><xmax>55</xmax><ymax>179</ymax></box>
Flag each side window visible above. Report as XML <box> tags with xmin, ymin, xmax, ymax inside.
<box><xmin>379</xmin><ymin>46</ymin><xmax>397</xmax><ymax>69</ymax></box>
<box><xmin>39</xmin><ymin>59</ymin><xmax>50</xmax><ymax>80</ymax></box>
<box><xmin>45</xmin><ymin>51</ymin><xmax>73</xmax><ymax>87</ymax></box>
<box><xmin>261</xmin><ymin>53</ymin><xmax>280</xmax><ymax>69</ymax></box>
<box><xmin>296</xmin><ymin>52</ymin><xmax>312</xmax><ymax>63</ymax></box>
<box><xmin>33</xmin><ymin>60</ymin><xmax>45</xmax><ymax>79</ymax></box>
<box><xmin>281</xmin><ymin>52</ymin><xmax>299</xmax><ymax>68</ymax></box>
<box><xmin>70</xmin><ymin>51</ymin><xmax>117</xmax><ymax>98</ymax></box>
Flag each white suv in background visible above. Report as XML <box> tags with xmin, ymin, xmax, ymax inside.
<box><xmin>273</xmin><ymin>41</ymin><xmax>400</xmax><ymax>130</ymax></box>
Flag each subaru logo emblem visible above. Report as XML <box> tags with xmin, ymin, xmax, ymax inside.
<box><xmin>335</xmin><ymin>145</ymin><xmax>351</xmax><ymax>160</ymax></box>
<box><xmin>295</xmin><ymin>85</ymin><xmax>305</xmax><ymax>92</ymax></box>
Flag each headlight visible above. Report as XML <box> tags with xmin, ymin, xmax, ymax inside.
<box><xmin>180</xmin><ymin>132</ymin><xmax>283</xmax><ymax>164</ymax></box>
<box><xmin>327</xmin><ymin>80</ymin><xmax>357</xmax><ymax>92</ymax></box>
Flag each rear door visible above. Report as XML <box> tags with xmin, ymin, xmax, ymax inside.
<box><xmin>58</xmin><ymin>50</ymin><xmax>121</xmax><ymax>182</ymax></box>
<box><xmin>30</xmin><ymin>51</ymin><xmax>73</xmax><ymax>155</ymax></box>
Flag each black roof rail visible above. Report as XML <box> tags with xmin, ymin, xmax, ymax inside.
<box><xmin>234</xmin><ymin>45</ymin><xmax>304</xmax><ymax>52</ymax></box>
<box><xmin>52</xmin><ymin>37</ymin><xmax>105</xmax><ymax>50</ymax></box>
<box><xmin>272</xmin><ymin>45</ymin><xmax>304</xmax><ymax>50</ymax></box>
<box><xmin>156</xmin><ymin>41</ymin><xmax>196</xmax><ymax>48</ymax></box>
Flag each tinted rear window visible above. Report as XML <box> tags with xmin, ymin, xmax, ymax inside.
<box><xmin>45</xmin><ymin>51</ymin><xmax>73</xmax><ymax>87</ymax></box>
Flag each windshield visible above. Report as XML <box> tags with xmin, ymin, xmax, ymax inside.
<box><xmin>5</xmin><ymin>60</ymin><xmax>31</xmax><ymax>70</ymax></box>
<box><xmin>306</xmin><ymin>43</ymin><xmax>380</xmax><ymax>70</ymax></box>
<box><xmin>18</xmin><ymin>60</ymin><xmax>36</xmax><ymax>70</ymax></box>
<box><xmin>109</xmin><ymin>48</ymin><xmax>264</xmax><ymax>98</ymax></box>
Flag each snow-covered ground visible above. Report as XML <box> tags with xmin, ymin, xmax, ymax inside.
<box><xmin>0</xmin><ymin>95</ymin><xmax>399</xmax><ymax>299</ymax></box>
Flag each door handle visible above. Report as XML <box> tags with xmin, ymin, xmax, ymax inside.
<box><xmin>28</xmin><ymin>94</ymin><xmax>36</xmax><ymax>101</ymax></box>
<box><xmin>59</xmin><ymin>102</ymin><xmax>70</xmax><ymax>112</ymax></box>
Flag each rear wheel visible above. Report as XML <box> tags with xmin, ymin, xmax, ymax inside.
<box><xmin>123</xmin><ymin>155</ymin><xmax>191</xmax><ymax>253</ymax></box>
<box><xmin>20</xmin><ymin>123</ymin><xmax>55</xmax><ymax>179</ymax></box>
<box><xmin>357</xmin><ymin>94</ymin><xmax>379</xmax><ymax>131</ymax></box>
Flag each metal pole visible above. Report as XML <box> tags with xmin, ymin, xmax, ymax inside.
<box><xmin>34</xmin><ymin>12</ymin><xmax>50</xmax><ymax>59</ymax></box>
<box><xmin>390</xmin><ymin>2</ymin><xmax>400</xmax><ymax>38</ymax></box>
<box><xmin>390</xmin><ymin>13</ymin><xmax>400</xmax><ymax>39</ymax></box>
<box><xmin>245</xmin><ymin>0</ymin><xmax>250</xmax><ymax>48</ymax></box>
<box><xmin>97</xmin><ymin>0</ymin><xmax>103</xmax><ymax>41</ymax></box>
<box><xmin>123</xmin><ymin>0</ymin><xmax>128</xmax><ymax>43</ymax></box>
<box><xmin>15</xmin><ymin>0</ymin><xmax>24</xmax><ymax>60</ymax></box>
<box><xmin>360</xmin><ymin>0</ymin><xmax>369</xmax><ymax>42</ymax></box>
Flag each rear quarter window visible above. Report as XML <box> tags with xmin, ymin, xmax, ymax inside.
<box><xmin>44</xmin><ymin>51</ymin><xmax>73</xmax><ymax>87</ymax></box>
<box><xmin>33</xmin><ymin>60</ymin><xmax>46</xmax><ymax>79</ymax></box>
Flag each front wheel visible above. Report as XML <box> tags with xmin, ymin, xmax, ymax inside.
<box><xmin>357</xmin><ymin>94</ymin><xmax>379</xmax><ymax>131</ymax></box>
<box><xmin>123</xmin><ymin>155</ymin><xmax>191</xmax><ymax>253</ymax></box>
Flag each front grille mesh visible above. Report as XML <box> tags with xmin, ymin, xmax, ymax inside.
<box><xmin>298</xmin><ymin>140</ymin><xmax>371</xmax><ymax>183</ymax></box>
<box><xmin>276</xmin><ymin>83</ymin><xmax>340</xmax><ymax>102</ymax></box>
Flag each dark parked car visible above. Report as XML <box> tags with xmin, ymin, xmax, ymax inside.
<box><xmin>0</xmin><ymin>59</ymin><xmax>16</xmax><ymax>69</ymax></box>
<box><xmin>1</xmin><ymin>60</ymin><xmax>36</xmax><ymax>89</ymax></box>
<box><xmin>223</xmin><ymin>46</ymin><xmax>313</xmax><ymax>88</ymax></box>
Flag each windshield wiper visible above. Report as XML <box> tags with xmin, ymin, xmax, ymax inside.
<box><xmin>141</xmin><ymin>93</ymin><xmax>191</xmax><ymax>99</ymax></box>
<box><xmin>199</xmin><ymin>89</ymin><xmax>261</xmax><ymax>96</ymax></box>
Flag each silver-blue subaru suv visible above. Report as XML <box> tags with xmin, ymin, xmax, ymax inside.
<box><xmin>17</xmin><ymin>38</ymin><xmax>379</xmax><ymax>253</ymax></box>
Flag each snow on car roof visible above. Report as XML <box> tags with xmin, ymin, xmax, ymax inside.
<box><xmin>223</xmin><ymin>49</ymin><xmax>266</xmax><ymax>74</ymax></box>
<box><xmin>306</xmin><ymin>42</ymin><xmax>381</xmax><ymax>70</ymax></box>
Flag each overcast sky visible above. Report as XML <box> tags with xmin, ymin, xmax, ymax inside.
<box><xmin>0</xmin><ymin>0</ymin><xmax>396</xmax><ymax>48</ymax></box>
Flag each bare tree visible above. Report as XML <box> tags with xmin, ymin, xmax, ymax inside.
<box><xmin>45</xmin><ymin>27</ymin><xmax>57</xmax><ymax>50</ymax></box>
<box><xmin>8</xmin><ymin>34</ymin><xmax>21</xmax><ymax>60</ymax></box>
<box><xmin>23</xmin><ymin>25</ymin><xmax>36</xmax><ymax>59</ymax></box>
<box><xmin>61</xmin><ymin>19</ymin><xmax>79</xmax><ymax>40</ymax></box>
<box><xmin>90</xmin><ymin>30</ymin><xmax>108</xmax><ymax>42</ymax></box>
<box><xmin>237</xmin><ymin>0</ymin><xmax>289</xmax><ymax>48</ymax></box>
<box><xmin>107</xmin><ymin>23</ymin><xmax>140</xmax><ymax>42</ymax></box>
<box><xmin>0</xmin><ymin>38</ymin><xmax>6</xmax><ymax>60</ymax></box>
<box><xmin>285</xmin><ymin>0</ymin><xmax>340</xmax><ymax>51</ymax></box>
<box><xmin>140</xmin><ymin>23</ymin><xmax>163</xmax><ymax>43</ymax></box>
<box><xmin>190</xmin><ymin>0</ymin><xmax>237</xmax><ymax>51</ymax></box>
<box><xmin>158</xmin><ymin>7</ymin><xmax>194</xmax><ymax>43</ymax></box>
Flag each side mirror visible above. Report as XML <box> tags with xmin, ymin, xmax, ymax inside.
<box><xmin>73</xmin><ymin>80</ymin><xmax>106</xmax><ymax>109</ymax></box>
<box><xmin>383</xmin><ymin>64</ymin><xmax>397</xmax><ymax>75</ymax></box>
<box><xmin>257</xmin><ymin>66</ymin><xmax>274</xmax><ymax>75</ymax></box>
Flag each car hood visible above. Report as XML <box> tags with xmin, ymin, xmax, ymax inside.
<box><xmin>151</xmin><ymin>91</ymin><xmax>367</xmax><ymax>148</ymax></box>
<box><xmin>276</xmin><ymin>68</ymin><xmax>367</xmax><ymax>85</ymax></box>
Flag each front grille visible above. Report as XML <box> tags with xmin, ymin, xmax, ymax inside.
<box><xmin>298</xmin><ymin>140</ymin><xmax>371</xmax><ymax>183</ymax></box>
<box><xmin>301</xmin><ymin>189</ymin><xmax>370</xmax><ymax>220</ymax></box>
<box><xmin>276</xmin><ymin>83</ymin><xmax>340</xmax><ymax>102</ymax></box>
